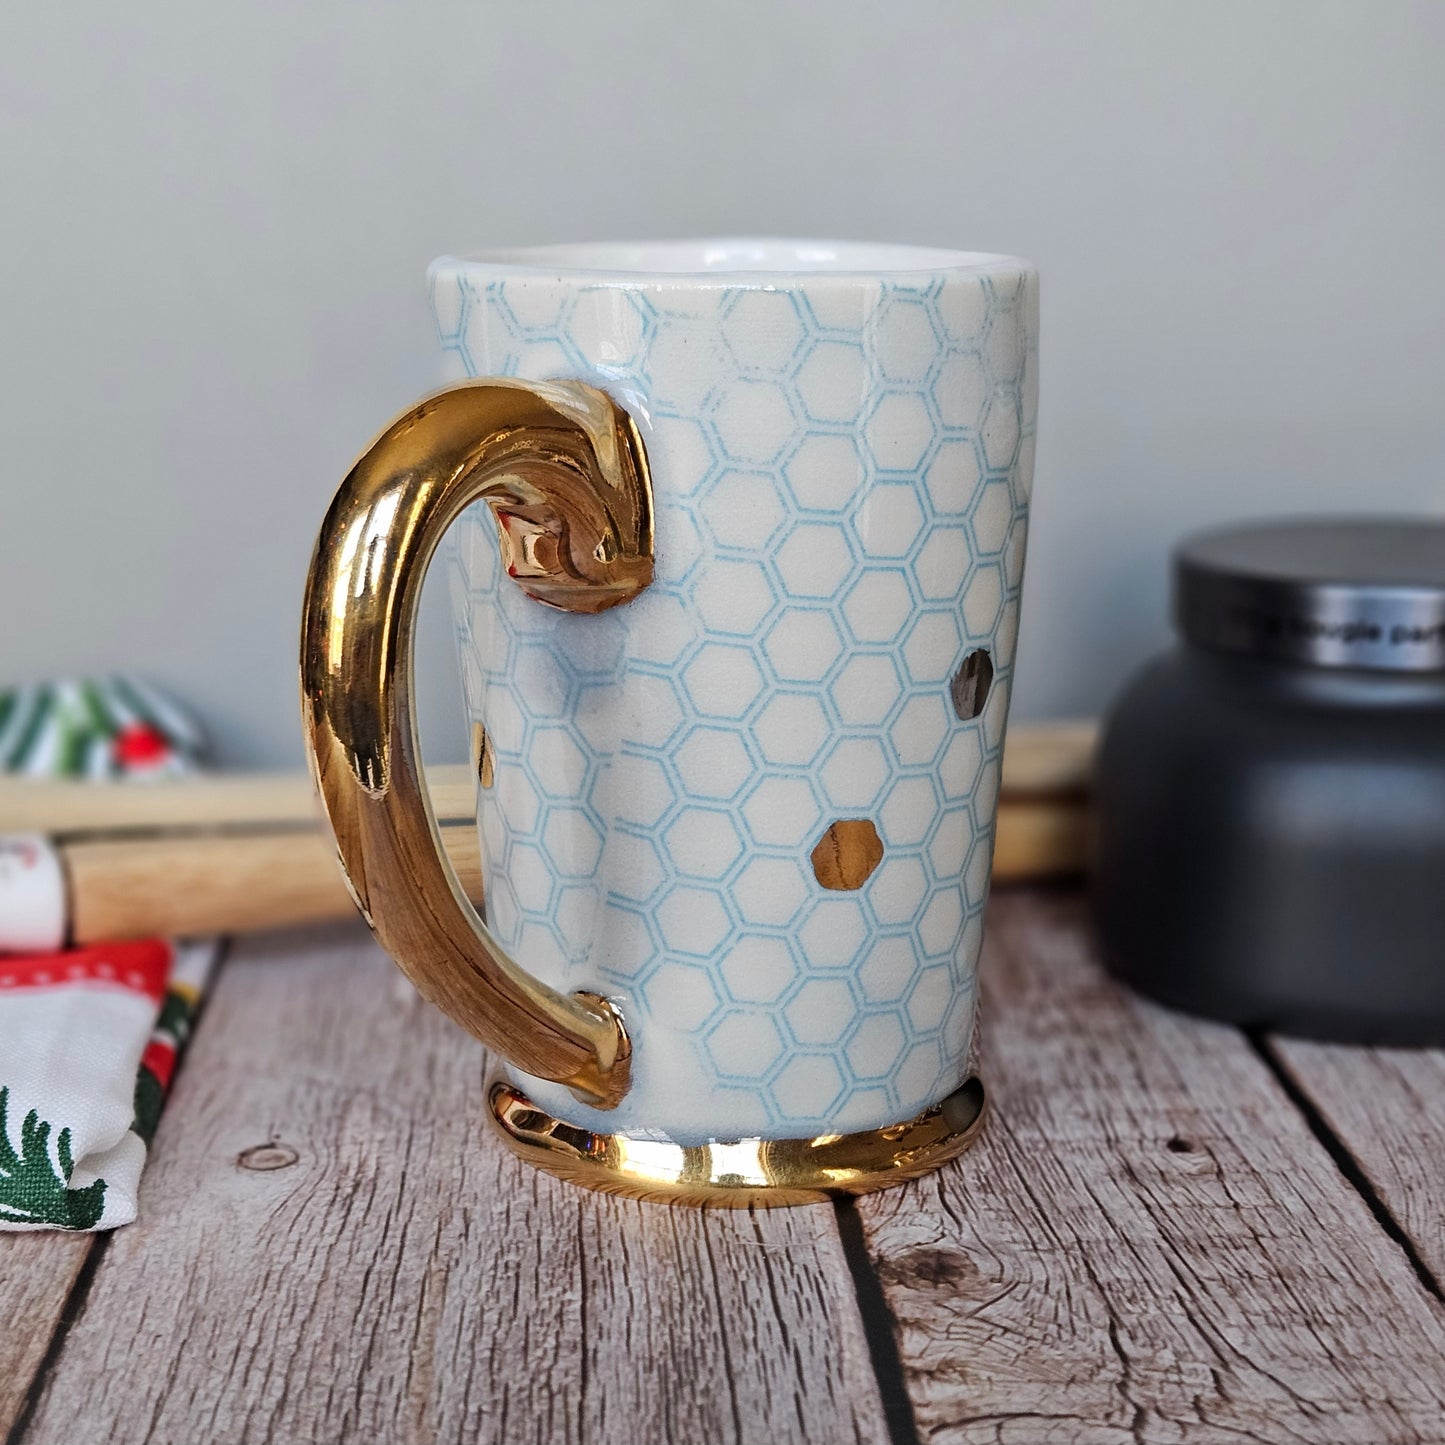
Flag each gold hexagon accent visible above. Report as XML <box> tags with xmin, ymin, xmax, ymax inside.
<box><xmin>473</xmin><ymin>721</ymin><xmax>494</xmax><ymax>789</ymax></box>
<box><xmin>811</xmin><ymin>818</ymin><xmax>884</xmax><ymax>891</ymax></box>
<box><xmin>950</xmin><ymin>648</ymin><xmax>993</xmax><ymax>721</ymax></box>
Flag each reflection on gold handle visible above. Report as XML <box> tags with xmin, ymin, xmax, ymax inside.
<box><xmin>300</xmin><ymin>378</ymin><xmax>653</xmax><ymax>1109</ymax></box>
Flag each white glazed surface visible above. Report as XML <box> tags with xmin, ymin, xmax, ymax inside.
<box><xmin>433</xmin><ymin>239</ymin><xmax>1038</xmax><ymax>1144</ymax></box>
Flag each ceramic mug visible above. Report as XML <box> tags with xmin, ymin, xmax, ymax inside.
<box><xmin>302</xmin><ymin>239</ymin><xmax>1038</xmax><ymax>1204</ymax></box>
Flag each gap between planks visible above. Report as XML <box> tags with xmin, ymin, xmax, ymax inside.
<box><xmin>1256</xmin><ymin>1032</ymin><xmax>1445</xmax><ymax>1303</ymax></box>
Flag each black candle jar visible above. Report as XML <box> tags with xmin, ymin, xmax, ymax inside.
<box><xmin>1095</xmin><ymin>517</ymin><xmax>1445</xmax><ymax>1045</ymax></box>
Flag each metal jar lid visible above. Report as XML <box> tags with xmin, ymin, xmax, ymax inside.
<box><xmin>1175</xmin><ymin>516</ymin><xmax>1445</xmax><ymax>672</ymax></box>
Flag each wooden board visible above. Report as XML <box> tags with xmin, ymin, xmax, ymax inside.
<box><xmin>15</xmin><ymin>926</ymin><xmax>887</xmax><ymax>1445</ymax></box>
<box><xmin>1268</xmin><ymin>1037</ymin><xmax>1445</xmax><ymax>1293</ymax></box>
<box><xmin>7</xmin><ymin>890</ymin><xmax>1445</xmax><ymax>1444</ymax></box>
<box><xmin>857</xmin><ymin>890</ymin><xmax>1445</xmax><ymax>1445</ymax></box>
<box><xmin>0</xmin><ymin>1232</ymin><xmax>96</xmax><ymax>1434</ymax></box>
<box><xmin>0</xmin><ymin>722</ymin><xmax>1097</xmax><ymax>836</ymax></box>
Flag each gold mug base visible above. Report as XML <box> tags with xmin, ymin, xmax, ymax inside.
<box><xmin>485</xmin><ymin>1073</ymin><xmax>988</xmax><ymax>1207</ymax></box>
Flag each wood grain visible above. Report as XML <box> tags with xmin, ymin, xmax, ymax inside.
<box><xmin>994</xmin><ymin>719</ymin><xmax>1095</xmax><ymax>799</ymax></box>
<box><xmin>11</xmin><ymin>888</ymin><xmax>1443</xmax><ymax>1445</ymax></box>
<box><xmin>0</xmin><ymin>1232</ymin><xmax>95</xmax><ymax>1434</ymax></box>
<box><xmin>65</xmin><ymin>825</ymin><xmax>482</xmax><ymax>944</ymax></box>
<box><xmin>18</xmin><ymin>925</ymin><xmax>886</xmax><ymax>1445</ymax></box>
<box><xmin>988</xmin><ymin>799</ymin><xmax>1088</xmax><ymax>883</ymax></box>
<box><xmin>858</xmin><ymin>889</ymin><xmax>1445</xmax><ymax>1445</ymax></box>
<box><xmin>1268</xmin><ymin>1038</ymin><xmax>1445</xmax><ymax>1290</ymax></box>
<box><xmin>0</xmin><ymin>764</ymin><xmax>480</xmax><ymax>837</ymax></box>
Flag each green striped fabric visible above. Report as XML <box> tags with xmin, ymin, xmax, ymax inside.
<box><xmin>0</xmin><ymin>678</ymin><xmax>204</xmax><ymax>779</ymax></box>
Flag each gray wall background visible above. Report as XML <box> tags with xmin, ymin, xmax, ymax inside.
<box><xmin>3</xmin><ymin>2</ymin><xmax>1442</xmax><ymax>768</ymax></box>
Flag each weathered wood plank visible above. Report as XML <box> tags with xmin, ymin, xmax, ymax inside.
<box><xmin>1268</xmin><ymin>1037</ymin><xmax>1445</xmax><ymax>1291</ymax></box>
<box><xmin>859</xmin><ymin>888</ymin><xmax>1445</xmax><ymax>1445</ymax></box>
<box><xmin>19</xmin><ymin>924</ymin><xmax>886</xmax><ymax>1445</ymax></box>
<box><xmin>0</xmin><ymin>1232</ymin><xmax>95</xmax><ymax>1433</ymax></box>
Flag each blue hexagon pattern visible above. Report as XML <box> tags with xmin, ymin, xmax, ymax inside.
<box><xmin>432</xmin><ymin>251</ymin><xmax>1038</xmax><ymax>1145</ymax></box>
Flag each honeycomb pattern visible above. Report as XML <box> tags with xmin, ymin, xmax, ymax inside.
<box><xmin>432</xmin><ymin>254</ymin><xmax>1038</xmax><ymax>1145</ymax></box>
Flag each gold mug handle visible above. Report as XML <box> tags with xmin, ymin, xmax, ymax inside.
<box><xmin>300</xmin><ymin>378</ymin><xmax>653</xmax><ymax>1109</ymax></box>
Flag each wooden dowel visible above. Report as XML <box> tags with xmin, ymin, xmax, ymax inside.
<box><xmin>57</xmin><ymin>797</ymin><xmax>1087</xmax><ymax>945</ymax></box>
<box><xmin>998</xmin><ymin>719</ymin><xmax>1097</xmax><ymax>798</ymax></box>
<box><xmin>989</xmin><ymin>798</ymin><xmax>1091</xmax><ymax>884</ymax></box>
<box><xmin>66</xmin><ymin>824</ymin><xmax>483</xmax><ymax>945</ymax></box>
<box><xmin>0</xmin><ymin>722</ymin><xmax>1098</xmax><ymax>841</ymax></box>
<box><xmin>0</xmin><ymin>764</ymin><xmax>479</xmax><ymax>838</ymax></box>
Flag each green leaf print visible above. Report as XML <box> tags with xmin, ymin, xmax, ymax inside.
<box><xmin>0</xmin><ymin>1086</ymin><xmax>107</xmax><ymax>1229</ymax></box>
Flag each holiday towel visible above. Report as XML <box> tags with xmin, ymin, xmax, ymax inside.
<box><xmin>0</xmin><ymin>940</ymin><xmax>212</xmax><ymax>1229</ymax></box>
<box><xmin>0</xmin><ymin>678</ymin><xmax>216</xmax><ymax>1230</ymax></box>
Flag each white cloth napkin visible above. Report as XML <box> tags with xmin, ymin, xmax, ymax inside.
<box><xmin>0</xmin><ymin>937</ymin><xmax>214</xmax><ymax>1229</ymax></box>
<box><xmin>0</xmin><ymin>678</ymin><xmax>215</xmax><ymax>1231</ymax></box>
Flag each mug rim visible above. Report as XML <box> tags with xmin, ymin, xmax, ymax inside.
<box><xmin>431</xmin><ymin>236</ymin><xmax>1031</xmax><ymax>286</ymax></box>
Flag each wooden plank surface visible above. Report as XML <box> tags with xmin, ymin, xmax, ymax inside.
<box><xmin>0</xmin><ymin>1232</ymin><xmax>95</xmax><ymax>1434</ymax></box>
<box><xmin>1268</xmin><ymin>1037</ymin><xmax>1445</xmax><ymax>1292</ymax></box>
<box><xmin>15</xmin><ymin>925</ymin><xmax>887</xmax><ymax>1445</ymax></box>
<box><xmin>8</xmin><ymin>889</ymin><xmax>1445</xmax><ymax>1445</ymax></box>
<box><xmin>858</xmin><ymin>889</ymin><xmax>1445</xmax><ymax>1445</ymax></box>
